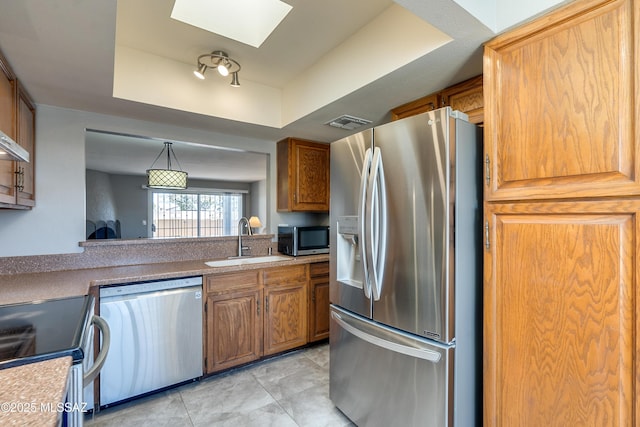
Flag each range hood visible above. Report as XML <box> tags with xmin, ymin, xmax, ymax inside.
<box><xmin>0</xmin><ymin>130</ymin><xmax>29</xmax><ymax>162</ymax></box>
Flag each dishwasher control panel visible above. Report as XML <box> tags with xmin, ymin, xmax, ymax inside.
<box><xmin>100</xmin><ymin>276</ymin><xmax>203</xmax><ymax>298</ymax></box>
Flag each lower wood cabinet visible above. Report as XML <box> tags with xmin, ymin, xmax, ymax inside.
<box><xmin>308</xmin><ymin>261</ymin><xmax>329</xmax><ymax>342</ymax></box>
<box><xmin>484</xmin><ymin>200</ymin><xmax>638</xmax><ymax>425</ymax></box>
<box><xmin>263</xmin><ymin>265</ymin><xmax>308</xmax><ymax>355</ymax></box>
<box><xmin>204</xmin><ymin>270</ymin><xmax>262</xmax><ymax>373</ymax></box>
<box><xmin>204</xmin><ymin>263</ymin><xmax>313</xmax><ymax>374</ymax></box>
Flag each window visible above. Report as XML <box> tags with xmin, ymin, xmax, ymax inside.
<box><xmin>151</xmin><ymin>191</ymin><xmax>243</xmax><ymax>237</ymax></box>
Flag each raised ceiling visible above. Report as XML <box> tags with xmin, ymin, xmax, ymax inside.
<box><xmin>0</xmin><ymin>0</ymin><xmax>502</xmax><ymax>180</ymax></box>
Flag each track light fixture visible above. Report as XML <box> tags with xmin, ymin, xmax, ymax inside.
<box><xmin>193</xmin><ymin>50</ymin><xmax>241</xmax><ymax>87</ymax></box>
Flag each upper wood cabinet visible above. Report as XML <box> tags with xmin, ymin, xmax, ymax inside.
<box><xmin>0</xmin><ymin>49</ymin><xmax>17</xmax><ymax>206</ymax></box>
<box><xmin>277</xmin><ymin>138</ymin><xmax>330</xmax><ymax>212</ymax></box>
<box><xmin>0</xmin><ymin>48</ymin><xmax>35</xmax><ymax>209</ymax></box>
<box><xmin>391</xmin><ymin>75</ymin><xmax>483</xmax><ymax>124</ymax></box>
<box><xmin>439</xmin><ymin>75</ymin><xmax>483</xmax><ymax>124</ymax></box>
<box><xmin>484</xmin><ymin>0</ymin><xmax>639</xmax><ymax>202</ymax></box>
<box><xmin>390</xmin><ymin>93</ymin><xmax>439</xmax><ymax>121</ymax></box>
<box><xmin>15</xmin><ymin>81</ymin><xmax>35</xmax><ymax>208</ymax></box>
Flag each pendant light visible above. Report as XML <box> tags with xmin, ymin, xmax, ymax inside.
<box><xmin>146</xmin><ymin>142</ymin><xmax>188</xmax><ymax>189</ymax></box>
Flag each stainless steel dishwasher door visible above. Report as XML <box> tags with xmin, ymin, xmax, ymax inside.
<box><xmin>99</xmin><ymin>277</ymin><xmax>203</xmax><ymax>406</ymax></box>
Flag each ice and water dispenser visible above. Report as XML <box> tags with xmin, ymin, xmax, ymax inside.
<box><xmin>336</xmin><ymin>216</ymin><xmax>364</xmax><ymax>288</ymax></box>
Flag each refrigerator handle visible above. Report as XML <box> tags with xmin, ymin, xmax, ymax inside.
<box><xmin>359</xmin><ymin>148</ymin><xmax>373</xmax><ymax>299</ymax></box>
<box><xmin>332</xmin><ymin>311</ymin><xmax>441</xmax><ymax>363</ymax></box>
<box><xmin>369</xmin><ymin>148</ymin><xmax>388</xmax><ymax>301</ymax></box>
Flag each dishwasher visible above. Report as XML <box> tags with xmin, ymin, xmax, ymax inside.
<box><xmin>99</xmin><ymin>276</ymin><xmax>203</xmax><ymax>407</ymax></box>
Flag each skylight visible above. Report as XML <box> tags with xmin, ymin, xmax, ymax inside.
<box><xmin>171</xmin><ymin>0</ymin><xmax>293</xmax><ymax>48</ymax></box>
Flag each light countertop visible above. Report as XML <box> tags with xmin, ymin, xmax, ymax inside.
<box><xmin>0</xmin><ymin>356</ymin><xmax>71</xmax><ymax>427</ymax></box>
<box><xmin>0</xmin><ymin>254</ymin><xmax>329</xmax><ymax>306</ymax></box>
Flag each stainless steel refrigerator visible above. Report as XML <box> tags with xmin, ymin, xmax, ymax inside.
<box><xmin>329</xmin><ymin>107</ymin><xmax>481</xmax><ymax>426</ymax></box>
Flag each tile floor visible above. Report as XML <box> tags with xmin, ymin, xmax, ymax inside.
<box><xmin>85</xmin><ymin>343</ymin><xmax>354</xmax><ymax>427</ymax></box>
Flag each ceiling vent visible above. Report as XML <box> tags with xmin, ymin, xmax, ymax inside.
<box><xmin>326</xmin><ymin>115</ymin><xmax>372</xmax><ymax>131</ymax></box>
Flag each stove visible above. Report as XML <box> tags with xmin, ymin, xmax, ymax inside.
<box><xmin>0</xmin><ymin>295</ymin><xmax>94</xmax><ymax>369</ymax></box>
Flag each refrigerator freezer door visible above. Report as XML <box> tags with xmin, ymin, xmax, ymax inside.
<box><xmin>371</xmin><ymin>109</ymin><xmax>452</xmax><ymax>342</ymax></box>
<box><xmin>330</xmin><ymin>305</ymin><xmax>453</xmax><ymax>427</ymax></box>
<box><xmin>330</xmin><ymin>129</ymin><xmax>373</xmax><ymax>318</ymax></box>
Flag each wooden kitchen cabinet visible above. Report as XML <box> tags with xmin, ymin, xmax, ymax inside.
<box><xmin>0</xmin><ymin>48</ymin><xmax>17</xmax><ymax>206</ymax></box>
<box><xmin>438</xmin><ymin>75</ymin><xmax>483</xmax><ymax>124</ymax></box>
<box><xmin>483</xmin><ymin>0</ymin><xmax>640</xmax><ymax>425</ymax></box>
<box><xmin>263</xmin><ymin>264</ymin><xmax>308</xmax><ymax>355</ymax></box>
<box><xmin>204</xmin><ymin>271</ymin><xmax>262</xmax><ymax>373</ymax></box>
<box><xmin>277</xmin><ymin>138</ymin><xmax>330</xmax><ymax>212</ymax></box>
<box><xmin>308</xmin><ymin>261</ymin><xmax>329</xmax><ymax>342</ymax></box>
<box><xmin>390</xmin><ymin>75</ymin><xmax>483</xmax><ymax>124</ymax></box>
<box><xmin>14</xmin><ymin>81</ymin><xmax>35</xmax><ymax>208</ymax></box>
<box><xmin>390</xmin><ymin>92</ymin><xmax>439</xmax><ymax>121</ymax></box>
<box><xmin>204</xmin><ymin>263</ymin><xmax>313</xmax><ymax>372</ymax></box>
<box><xmin>484</xmin><ymin>0</ymin><xmax>640</xmax><ymax>202</ymax></box>
<box><xmin>484</xmin><ymin>200</ymin><xmax>637</xmax><ymax>426</ymax></box>
<box><xmin>0</xmin><ymin>48</ymin><xmax>36</xmax><ymax>209</ymax></box>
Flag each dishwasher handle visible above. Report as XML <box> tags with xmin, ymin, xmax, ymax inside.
<box><xmin>84</xmin><ymin>315</ymin><xmax>110</xmax><ymax>388</ymax></box>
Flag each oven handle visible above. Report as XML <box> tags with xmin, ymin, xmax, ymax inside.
<box><xmin>83</xmin><ymin>315</ymin><xmax>110</xmax><ymax>388</ymax></box>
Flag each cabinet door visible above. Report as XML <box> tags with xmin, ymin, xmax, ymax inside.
<box><xmin>264</xmin><ymin>282</ymin><xmax>307</xmax><ymax>355</ymax></box>
<box><xmin>309</xmin><ymin>277</ymin><xmax>329</xmax><ymax>342</ymax></box>
<box><xmin>205</xmin><ymin>288</ymin><xmax>262</xmax><ymax>373</ymax></box>
<box><xmin>277</xmin><ymin>138</ymin><xmax>330</xmax><ymax>212</ymax></box>
<box><xmin>264</xmin><ymin>265</ymin><xmax>308</xmax><ymax>355</ymax></box>
<box><xmin>0</xmin><ymin>50</ymin><xmax>16</xmax><ymax>205</ymax></box>
<box><xmin>292</xmin><ymin>140</ymin><xmax>330</xmax><ymax>211</ymax></box>
<box><xmin>439</xmin><ymin>75</ymin><xmax>483</xmax><ymax>124</ymax></box>
<box><xmin>484</xmin><ymin>0</ymin><xmax>640</xmax><ymax>201</ymax></box>
<box><xmin>309</xmin><ymin>262</ymin><xmax>329</xmax><ymax>342</ymax></box>
<box><xmin>390</xmin><ymin>93</ymin><xmax>439</xmax><ymax>121</ymax></box>
<box><xmin>484</xmin><ymin>201</ymin><xmax>637</xmax><ymax>426</ymax></box>
<box><xmin>15</xmin><ymin>81</ymin><xmax>35</xmax><ymax>207</ymax></box>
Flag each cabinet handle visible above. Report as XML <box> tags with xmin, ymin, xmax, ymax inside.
<box><xmin>257</xmin><ymin>300</ymin><xmax>260</xmax><ymax>316</ymax></box>
<box><xmin>311</xmin><ymin>289</ymin><xmax>315</xmax><ymax>302</ymax></box>
<box><xmin>265</xmin><ymin>296</ymin><xmax>269</xmax><ymax>313</ymax></box>
<box><xmin>14</xmin><ymin>168</ymin><xmax>24</xmax><ymax>192</ymax></box>
<box><xmin>485</xmin><ymin>154</ymin><xmax>490</xmax><ymax>186</ymax></box>
<box><xmin>485</xmin><ymin>221</ymin><xmax>490</xmax><ymax>250</ymax></box>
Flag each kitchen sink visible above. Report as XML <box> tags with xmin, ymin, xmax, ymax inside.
<box><xmin>205</xmin><ymin>255</ymin><xmax>291</xmax><ymax>268</ymax></box>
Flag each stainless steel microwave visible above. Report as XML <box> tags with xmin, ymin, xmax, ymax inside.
<box><xmin>278</xmin><ymin>226</ymin><xmax>330</xmax><ymax>256</ymax></box>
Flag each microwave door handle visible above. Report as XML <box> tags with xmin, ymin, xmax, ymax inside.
<box><xmin>359</xmin><ymin>148</ymin><xmax>372</xmax><ymax>299</ymax></box>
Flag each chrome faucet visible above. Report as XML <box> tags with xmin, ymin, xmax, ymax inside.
<box><xmin>237</xmin><ymin>217</ymin><xmax>252</xmax><ymax>257</ymax></box>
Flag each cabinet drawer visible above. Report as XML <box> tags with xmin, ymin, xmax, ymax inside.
<box><xmin>310</xmin><ymin>261</ymin><xmax>329</xmax><ymax>277</ymax></box>
<box><xmin>263</xmin><ymin>265</ymin><xmax>307</xmax><ymax>285</ymax></box>
<box><xmin>205</xmin><ymin>270</ymin><xmax>261</xmax><ymax>294</ymax></box>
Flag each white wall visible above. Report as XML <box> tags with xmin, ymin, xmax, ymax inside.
<box><xmin>495</xmin><ymin>0</ymin><xmax>566</xmax><ymax>32</ymax></box>
<box><xmin>450</xmin><ymin>0</ymin><xmax>565</xmax><ymax>33</ymax></box>
<box><xmin>0</xmin><ymin>105</ymin><xmax>286</xmax><ymax>257</ymax></box>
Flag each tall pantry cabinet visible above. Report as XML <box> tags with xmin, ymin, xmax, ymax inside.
<box><xmin>483</xmin><ymin>0</ymin><xmax>639</xmax><ymax>425</ymax></box>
